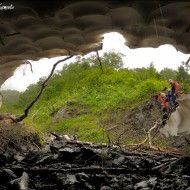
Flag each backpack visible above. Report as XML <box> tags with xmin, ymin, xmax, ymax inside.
<box><xmin>173</xmin><ymin>81</ymin><xmax>180</xmax><ymax>91</ymax></box>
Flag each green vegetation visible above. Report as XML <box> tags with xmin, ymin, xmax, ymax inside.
<box><xmin>1</xmin><ymin>90</ymin><xmax>21</xmax><ymax>113</ymax></box>
<box><xmin>1</xmin><ymin>51</ymin><xmax>190</xmax><ymax>144</ymax></box>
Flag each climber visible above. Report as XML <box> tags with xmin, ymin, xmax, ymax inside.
<box><xmin>157</xmin><ymin>92</ymin><xmax>170</xmax><ymax>113</ymax></box>
<box><xmin>168</xmin><ymin>79</ymin><xmax>181</xmax><ymax>100</ymax></box>
<box><xmin>164</xmin><ymin>87</ymin><xmax>174</xmax><ymax>108</ymax></box>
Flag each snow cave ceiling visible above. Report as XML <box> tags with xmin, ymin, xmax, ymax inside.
<box><xmin>0</xmin><ymin>0</ymin><xmax>190</xmax><ymax>86</ymax></box>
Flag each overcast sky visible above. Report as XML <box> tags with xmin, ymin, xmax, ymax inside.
<box><xmin>1</xmin><ymin>32</ymin><xmax>190</xmax><ymax>91</ymax></box>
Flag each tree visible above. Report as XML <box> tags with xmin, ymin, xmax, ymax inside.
<box><xmin>1</xmin><ymin>90</ymin><xmax>21</xmax><ymax>111</ymax></box>
<box><xmin>100</xmin><ymin>51</ymin><xmax>125</xmax><ymax>69</ymax></box>
<box><xmin>75</xmin><ymin>51</ymin><xmax>125</xmax><ymax>70</ymax></box>
<box><xmin>176</xmin><ymin>65</ymin><xmax>189</xmax><ymax>83</ymax></box>
<box><xmin>160</xmin><ymin>68</ymin><xmax>177</xmax><ymax>81</ymax></box>
<box><xmin>133</xmin><ymin>63</ymin><xmax>160</xmax><ymax>81</ymax></box>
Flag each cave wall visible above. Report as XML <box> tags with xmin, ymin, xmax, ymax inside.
<box><xmin>0</xmin><ymin>1</ymin><xmax>190</xmax><ymax>85</ymax></box>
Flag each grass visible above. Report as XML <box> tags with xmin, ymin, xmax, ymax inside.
<box><xmin>40</xmin><ymin>113</ymin><xmax>108</xmax><ymax>142</ymax></box>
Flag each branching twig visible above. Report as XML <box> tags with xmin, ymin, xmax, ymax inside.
<box><xmin>15</xmin><ymin>55</ymin><xmax>73</xmax><ymax>122</ymax></box>
<box><xmin>131</xmin><ymin>120</ymin><xmax>162</xmax><ymax>150</ymax></box>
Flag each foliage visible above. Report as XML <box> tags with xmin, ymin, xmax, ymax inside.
<box><xmin>176</xmin><ymin>65</ymin><xmax>189</xmax><ymax>83</ymax></box>
<box><xmin>160</xmin><ymin>64</ymin><xmax>190</xmax><ymax>92</ymax></box>
<box><xmin>1</xmin><ymin>90</ymin><xmax>21</xmax><ymax>112</ymax></box>
<box><xmin>2</xmin><ymin>51</ymin><xmax>190</xmax><ymax>144</ymax></box>
<box><xmin>75</xmin><ymin>51</ymin><xmax>125</xmax><ymax>70</ymax></box>
<box><xmin>160</xmin><ymin>67</ymin><xmax>177</xmax><ymax>81</ymax></box>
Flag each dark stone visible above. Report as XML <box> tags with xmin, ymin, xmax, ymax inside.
<box><xmin>58</xmin><ymin>147</ymin><xmax>76</xmax><ymax>164</ymax></box>
<box><xmin>36</xmin><ymin>154</ymin><xmax>59</xmax><ymax>165</ymax></box>
<box><xmin>0</xmin><ymin>153</ymin><xmax>7</xmax><ymax>166</ymax></box>
<box><xmin>139</xmin><ymin>158</ymin><xmax>155</xmax><ymax>169</ymax></box>
<box><xmin>80</xmin><ymin>147</ymin><xmax>102</xmax><ymax>165</ymax></box>
<box><xmin>22</xmin><ymin>152</ymin><xmax>41</xmax><ymax>164</ymax></box>
<box><xmin>0</xmin><ymin>169</ymin><xmax>17</xmax><ymax>185</ymax></box>
<box><xmin>76</xmin><ymin>172</ymin><xmax>90</xmax><ymax>182</ymax></box>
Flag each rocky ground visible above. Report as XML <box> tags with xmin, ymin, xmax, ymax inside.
<box><xmin>1</xmin><ymin>97</ymin><xmax>190</xmax><ymax>190</ymax></box>
<box><xmin>0</xmin><ymin>133</ymin><xmax>190</xmax><ymax>190</ymax></box>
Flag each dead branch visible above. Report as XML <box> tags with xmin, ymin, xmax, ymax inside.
<box><xmin>96</xmin><ymin>51</ymin><xmax>104</xmax><ymax>74</ymax></box>
<box><xmin>185</xmin><ymin>57</ymin><xmax>190</xmax><ymax>66</ymax></box>
<box><xmin>25</xmin><ymin>60</ymin><xmax>33</xmax><ymax>73</ymax></box>
<box><xmin>130</xmin><ymin>120</ymin><xmax>162</xmax><ymax>150</ymax></box>
<box><xmin>15</xmin><ymin>55</ymin><xmax>73</xmax><ymax>122</ymax></box>
<box><xmin>148</xmin><ymin>121</ymin><xmax>159</xmax><ymax>146</ymax></box>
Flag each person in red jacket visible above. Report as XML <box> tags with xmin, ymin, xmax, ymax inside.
<box><xmin>168</xmin><ymin>79</ymin><xmax>181</xmax><ymax>100</ymax></box>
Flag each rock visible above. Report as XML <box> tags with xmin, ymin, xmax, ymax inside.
<box><xmin>14</xmin><ymin>155</ymin><xmax>25</xmax><ymax>162</ymax></box>
<box><xmin>56</xmin><ymin>173</ymin><xmax>79</xmax><ymax>187</ymax></box>
<box><xmin>76</xmin><ymin>172</ymin><xmax>90</xmax><ymax>182</ymax></box>
<box><xmin>19</xmin><ymin>172</ymin><xmax>29</xmax><ymax>190</ymax></box>
<box><xmin>50</xmin><ymin>139</ymin><xmax>66</xmax><ymax>150</ymax></box>
<box><xmin>0</xmin><ymin>169</ymin><xmax>17</xmax><ymax>184</ymax></box>
<box><xmin>40</xmin><ymin>144</ymin><xmax>51</xmax><ymax>153</ymax></box>
<box><xmin>0</xmin><ymin>153</ymin><xmax>7</xmax><ymax>166</ymax></box>
<box><xmin>112</xmin><ymin>156</ymin><xmax>125</xmax><ymax>166</ymax></box>
<box><xmin>134</xmin><ymin>177</ymin><xmax>157</xmax><ymax>190</ymax></box>
<box><xmin>100</xmin><ymin>186</ymin><xmax>112</xmax><ymax>190</ymax></box>
<box><xmin>22</xmin><ymin>152</ymin><xmax>40</xmax><ymax>164</ymax></box>
<box><xmin>36</xmin><ymin>154</ymin><xmax>59</xmax><ymax>164</ymax></box>
<box><xmin>52</xmin><ymin>106</ymin><xmax>67</xmax><ymax>123</ymax></box>
<box><xmin>9</xmin><ymin>172</ymin><xmax>29</xmax><ymax>190</ymax></box>
<box><xmin>59</xmin><ymin>147</ymin><xmax>77</xmax><ymax>163</ymax></box>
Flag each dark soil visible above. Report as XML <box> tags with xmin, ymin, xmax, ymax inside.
<box><xmin>0</xmin><ymin>134</ymin><xmax>190</xmax><ymax>190</ymax></box>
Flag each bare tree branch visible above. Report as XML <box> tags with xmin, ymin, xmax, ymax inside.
<box><xmin>15</xmin><ymin>55</ymin><xmax>73</xmax><ymax>122</ymax></box>
<box><xmin>96</xmin><ymin>51</ymin><xmax>104</xmax><ymax>74</ymax></box>
<box><xmin>147</xmin><ymin>121</ymin><xmax>159</xmax><ymax>146</ymax></box>
<box><xmin>25</xmin><ymin>61</ymin><xmax>33</xmax><ymax>73</ymax></box>
<box><xmin>185</xmin><ymin>57</ymin><xmax>190</xmax><ymax>66</ymax></box>
<box><xmin>130</xmin><ymin>120</ymin><xmax>162</xmax><ymax>151</ymax></box>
